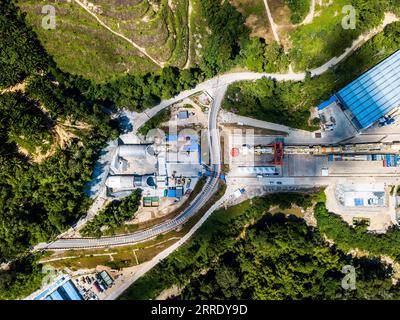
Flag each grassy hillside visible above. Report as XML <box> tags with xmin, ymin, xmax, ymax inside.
<box><xmin>288</xmin><ymin>0</ymin><xmax>360</xmax><ymax>70</ymax></box>
<box><xmin>89</xmin><ymin>0</ymin><xmax>190</xmax><ymax>67</ymax></box>
<box><xmin>19</xmin><ymin>0</ymin><xmax>159</xmax><ymax>81</ymax></box>
<box><xmin>19</xmin><ymin>0</ymin><xmax>208</xmax><ymax>81</ymax></box>
<box><xmin>288</xmin><ymin>0</ymin><xmax>391</xmax><ymax>70</ymax></box>
<box><xmin>230</xmin><ymin>0</ymin><xmax>275</xmax><ymax>42</ymax></box>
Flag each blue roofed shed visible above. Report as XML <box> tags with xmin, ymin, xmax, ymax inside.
<box><xmin>166</xmin><ymin>134</ymin><xmax>178</xmax><ymax>142</ymax></box>
<box><xmin>318</xmin><ymin>96</ymin><xmax>337</xmax><ymax>110</ymax></box>
<box><xmin>354</xmin><ymin>198</ymin><xmax>364</xmax><ymax>206</ymax></box>
<box><xmin>167</xmin><ymin>188</ymin><xmax>177</xmax><ymax>198</ymax></box>
<box><xmin>336</xmin><ymin>50</ymin><xmax>400</xmax><ymax>129</ymax></box>
<box><xmin>178</xmin><ymin>110</ymin><xmax>189</xmax><ymax>119</ymax></box>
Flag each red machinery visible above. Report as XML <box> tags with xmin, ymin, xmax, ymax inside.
<box><xmin>273</xmin><ymin>141</ymin><xmax>284</xmax><ymax>166</ymax></box>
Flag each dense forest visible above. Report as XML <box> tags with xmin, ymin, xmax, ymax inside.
<box><xmin>81</xmin><ymin>190</ymin><xmax>142</xmax><ymax>238</ymax></box>
<box><xmin>315</xmin><ymin>203</ymin><xmax>400</xmax><ymax>261</ymax></box>
<box><xmin>0</xmin><ymin>255</ymin><xmax>44</xmax><ymax>300</ymax></box>
<box><xmin>0</xmin><ymin>0</ymin><xmax>118</xmax><ymax>298</ymax></box>
<box><xmin>0</xmin><ymin>1</ymin><xmax>47</xmax><ymax>88</ymax></box>
<box><xmin>0</xmin><ymin>92</ymin><xmax>53</xmax><ymax>153</ymax></box>
<box><xmin>179</xmin><ymin>214</ymin><xmax>398</xmax><ymax>300</ymax></box>
<box><xmin>120</xmin><ymin>193</ymin><xmax>400</xmax><ymax>300</ymax></box>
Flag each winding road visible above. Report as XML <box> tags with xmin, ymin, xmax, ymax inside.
<box><xmin>39</xmin><ymin>13</ymin><xmax>399</xmax><ymax>251</ymax></box>
<box><xmin>46</xmin><ymin>81</ymin><xmax>223</xmax><ymax>250</ymax></box>
<box><xmin>30</xmin><ymin>15</ymin><xmax>400</xmax><ymax>299</ymax></box>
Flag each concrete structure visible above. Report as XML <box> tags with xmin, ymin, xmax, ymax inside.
<box><xmin>237</xmin><ymin>166</ymin><xmax>278</xmax><ymax>176</ymax></box>
<box><xmin>118</xmin><ymin>144</ymin><xmax>154</xmax><ymax>158</ymax></box>
<box><xmin>336</xmin><ymin>183</ymin><xmax>386</xmax><ymax>207</ymax></box>
<box><xmin>106</xmin><ymin>175</ymin><xmax>156</xmax><ymax>190</ymax></box>
<box><xmin>105</xmin><ymin>133</ymin><xmax>203</xmax><ymax>204</ymax></box>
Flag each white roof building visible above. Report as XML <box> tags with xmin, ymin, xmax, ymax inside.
<box><xmin>106</xmin><ymin>175</ymin><xmax>156</xmax><ymax>190</ymax></box>
<box><xmin>106</xmin><ymin>176</ymin><xmax>134</xmax><ymax>189</ymax></box>
<box><xmin>118</xmin><ymin>144</ymin><xmax>154</xmax><ymax>159</ymax></box>
<box><xmin>237</xmin><ymin>166</ymin><xmax>277</xmax><ymax>175</ymax></box>
<box><xmin>336</xmin><ymin>183</ymin><xmax>386</xmax><ymax>207</ymax></box>
<box><xmin>158</xmin><ymin>153</ymin><xmax>167</xmax><ymax>176</ymax></box>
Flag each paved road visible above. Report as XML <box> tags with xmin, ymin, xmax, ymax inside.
<box><xmin>45</xmin><ymin>81</ymin><xmax>223</xmax><ymax>250</ymax></box>
<box><xmin>103</xmin><ymin>90</ymin><xmax>224</xmax><ymax>299</ymax></box>
<box><xmin>105</xmin><ymin>191</ymin><xmax>229</xmax><ymax>300</ymax></box>
<box><xmin>39</xmin><ymin>15</ymin><xmax>400</xmax><ymax>250</ymax></box>
<box><xmin>228</xmin><ymin>176</ymin><xmax>400</xmax><ymax>187</ymax></box>
<box><xmin>46</xmin><ymin>173</ymin><xmax>219</xmax><ymax>249</ymax></box>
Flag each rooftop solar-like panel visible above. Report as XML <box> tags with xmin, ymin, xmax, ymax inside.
<box><xmin>50</xmin><ymin>290</ymin><xmax>63</xmax><ymax>300</ymax></box>
<box><xmin>336</xmin><ymin>50</ymin><xmax>400</xmax><ymax>129</ymax></box>
<box><xmin>62</xmin><ymin>280</ymin><xmax>83</xmax><ymax>300</ymax></box>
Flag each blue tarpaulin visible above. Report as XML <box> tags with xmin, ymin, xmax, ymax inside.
<box><xmin>178</xmin><ymin>111</ymin><xmax>189</xmax><ymax>119</ymax></box>
<box><xmin>318</xmin><ymin>96</ymin><xmax>337</xmax><ymax>110</ymax></box>
<box><xmin>167</xmin><ymin>188</ymin><xmax>177</xmax><ymax>197</ymax></box>
<box><xmin>166</xmin><ymin>134</ymin><xmax>177</xmax><ymax>142</ymax></box>
<box><xmin>354</xmin><ymin>198</ymin><xmax>364</xmax><ymax>206</ymax></box>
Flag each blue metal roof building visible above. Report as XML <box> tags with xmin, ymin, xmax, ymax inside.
<box><xmin>336</xmin><ymin>50</ymin><xmax>400</xmax><ymax>129</ymax></box>
<box><xmin>33</xmin><ymin>277</ymin><xmax>83</xmax><ymax>301</ymax></box>
<box><xmin>178</xmin><ymin>110</ymin><xmax>189</xmax><ymax>119</ymax></box>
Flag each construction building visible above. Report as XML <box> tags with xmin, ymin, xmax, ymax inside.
<box><xmin>105</xmin><ymin>133</ymin><xmax>203</xmax><ymax>202</ymax></box>
<box><xmin>336</xmin><ymin>50</ymin><xmax>400</xmax><ymax>130</ymax></box>
<box><xmin>30</xmin><ymin>276</ymin><xmax>83</xmax><ymax>301</ymax></box>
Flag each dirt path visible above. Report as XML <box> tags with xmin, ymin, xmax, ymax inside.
<box><xmin>301</xmin><ymin>0</ymin><xmax>315</xmax><ymax>25</ymax></box>
<box><xmin>40</xmin><ymin>252</ymin><xmax>117</xmax><ymax>264</ymax></box>
<box><xmin>183</xmin><ymin>0</ymin><xmax>192</xmax><ymax>69</ymax></box>
<box><xmin>156</xmin><ymin>285</ymin><xmax>182</xmax><ymax>300</ymax></box>
<box><xmin>73</xmin><ymin>0</ymin><xmax>164</xmax><ymax>68</ymax></box>
<box><xmin>1</xmin><ymin>81</ymin><xmax>26</xmax><ymax>95</ymax></box>
<box><xmin>277</xmin><ymin>0</ymin><xmax>317</xmax><ymax>28</ymax></box>
<box><xmin>262</xmin><ymin>0</ymin><xmax>281</xmax><ymax>45</ymax></box>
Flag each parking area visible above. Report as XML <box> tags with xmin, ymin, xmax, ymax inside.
<box><xmin>283</xmin><ymin>154</ymin><xmax>328</xmax><ymax>177</ymax></box>
<box><xmin>317</xmin><ymin>103</ymin><xmax>358</xmax><ymax>142</ymax></box>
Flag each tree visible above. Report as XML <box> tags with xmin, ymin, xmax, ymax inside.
<box><xmin>0</xmin><ymin>1</ymin><xmax>48</xmax><ymax>88</ymax></box>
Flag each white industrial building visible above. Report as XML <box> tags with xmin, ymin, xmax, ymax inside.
<box><xmin>237</xmin><ymin>166</ymin><xmax>278</xmax><ymax>176</ymax></box>
<box><xmin>111</xmin><ymin>143</ymin><xmax>157</xmax><ymax>176</ymax></box>
<box><xmin>106</xmin><ymin>138</ymin><xmax>203</xmax><ymax>199</ymax></box>
<box><xmin>118</xmin><ymin>144</ymin><xmax>155</xmax><ymax>159</ymax></box>
<box><xmin>336</xmin><ymin>183</ymin><xmax>386</xmax><ymax>207</ymax></box>
<box><xmin>106</xmin><ymin>175</ymin><xmax>157</xmax><ymax>190</ymax></box>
